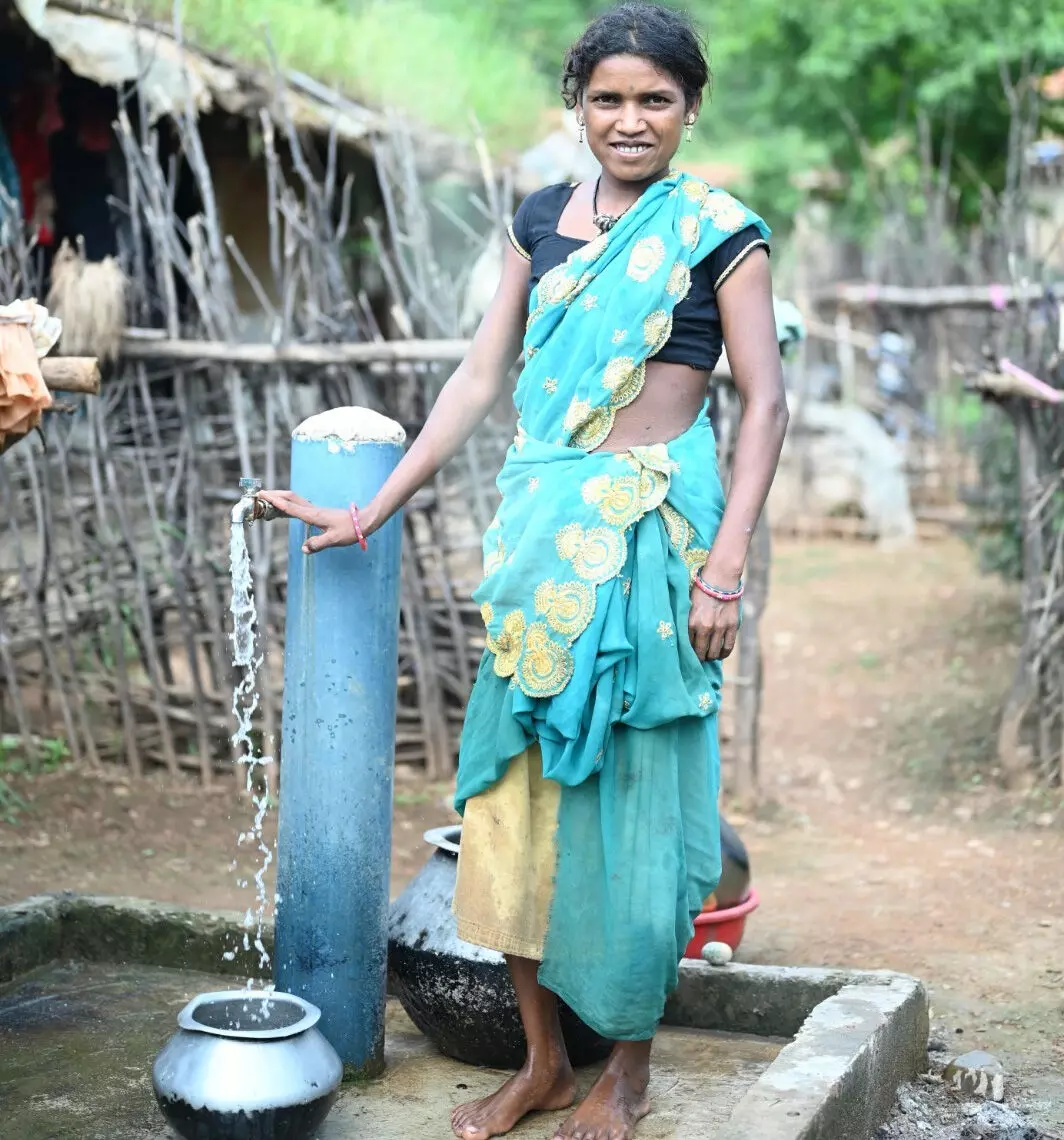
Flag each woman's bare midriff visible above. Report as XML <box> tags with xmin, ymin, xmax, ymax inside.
<box><xmin>593</xmin><ymin>360</ymin><xmax>710</xmax><ymax>452</ymax></box>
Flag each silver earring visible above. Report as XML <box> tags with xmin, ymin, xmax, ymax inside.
<box><xmin>578</xmin><ymin>120</ymin><xmax>585</xmax><ymax>144</ymax></box>
<box><xmin>685</xmin><ymin>119</ymin><xmax>694</xmax><ymax>143</ymax></box>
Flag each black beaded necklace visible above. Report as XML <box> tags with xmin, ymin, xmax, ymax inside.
<box><xmin>591</xmin><ymin>177</ymin><xmax>637</xmax><ymax>234</ymax></box>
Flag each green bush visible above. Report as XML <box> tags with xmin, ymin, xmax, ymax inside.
<box><xmin>137</xmin><ymin>0</ymin><xmax>550</xmax><ymax>149</ymax></box>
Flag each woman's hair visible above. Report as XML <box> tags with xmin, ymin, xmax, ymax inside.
<box><xmin>561</xmin><ymin>3</ymin><xmax>710</xmax><ymax>111</ymax></box>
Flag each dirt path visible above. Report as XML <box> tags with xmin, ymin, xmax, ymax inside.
<box><xmin>2</xmin><ymin>537</ymin><xmax>1061</xmax><ymax>1131</ymax></box>
<box><xmin>747</xmin><ymin>539</ymin><xmax>1063</xmax><ymax>1133</ymax></box>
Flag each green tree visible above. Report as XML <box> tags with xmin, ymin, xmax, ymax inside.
<box><xmin>704</xmin><ymin>0</ymin><xmax>1064</xmax><ymax>221</ymax></box>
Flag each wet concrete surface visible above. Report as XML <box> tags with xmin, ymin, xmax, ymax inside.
<box><xmin>325</xmin><ymin>1007</ymin><xmax>782</xmax><ymax>1139</ymax></box>
<box><xmin>0</xmin><ymin>961</ymin><xmax>783</xmax><ymax>1140</ymax></box>
<box><xmin>0</xmin><ymin>960</ymin><xmax>210</xmax><ymax>1140</ymax></box>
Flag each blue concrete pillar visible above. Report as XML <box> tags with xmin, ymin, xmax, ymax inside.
<box><xmin>274</xmin><ymin>408</ymin><xmax>405</xmax><ymax>1076</ymax></box>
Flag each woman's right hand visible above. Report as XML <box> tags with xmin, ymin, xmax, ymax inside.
<box><xmin>255</xmin><ymin>490</ymin><xmax>358</xmax><ymax>556</ymax></box>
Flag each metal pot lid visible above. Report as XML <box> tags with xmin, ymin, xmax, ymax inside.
<box><xmin>176</xmin><ymin>990</ymin><xmax>321</xmax><ymax>1040</ymax></box>
<box><xmin>423</xmin><ymin>824</ymin><xmax>461</xmax><ymax>855</ymax></box>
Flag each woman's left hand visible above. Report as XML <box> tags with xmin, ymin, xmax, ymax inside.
<box><xmin>688</xmin><ymin>587</ymin><xmax>740</xmax><ymax>661</ymax></box>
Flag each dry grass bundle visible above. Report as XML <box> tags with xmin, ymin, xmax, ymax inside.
<box><xmin>46</xmin><ymin>242</ymin><xmax>127</xmax><ymax>362</ymax></box>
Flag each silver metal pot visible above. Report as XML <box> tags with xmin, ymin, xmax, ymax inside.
<box><xmin>152</xmin><ymin>990</ymin><xmax>342</xmax><ymax>1140</ymax></box>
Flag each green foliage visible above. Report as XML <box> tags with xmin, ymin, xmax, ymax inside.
<box><xmin>136</xmin><ymin>0</ymin><xmax>549</xmax><ymax>148</ymax></box>
<box><xmin>0</xmin><ymin>735</ymin><xmax>71</xmax><ymax>825</ymax></box>
<box><xmin>133</xmin><ymin>0</ymin><xmax>1061</xmax><ymax>219</ymax></box>
<box><xmin>0</xmin><ymin>734</ymin><xmax>71</xmax><ymax>776</ymax></box>
<box><xmin>0</xmin><ymin>778</ymin><xmax>26</xmax><ymax>826</ymax></box>
<box><xmin>426</xmin><ymin>0</ymin><xmax>598</xmax><ymax>78</ymax></box>
<box><xmin>705</xmin><ymin>0</ymin><xmax>1064</xmax><ymax>222</ymax></box>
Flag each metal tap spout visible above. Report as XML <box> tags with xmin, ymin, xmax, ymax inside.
<box><xmin>231</xmin><ymin>477</ymin><xmax>281</xmax><ymax>525</ymax></box>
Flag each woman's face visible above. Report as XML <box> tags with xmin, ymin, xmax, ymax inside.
<box><xmin>580</xmin><ymin>54</ymin><xmax>695</xmax><ymax>184</ymax></box>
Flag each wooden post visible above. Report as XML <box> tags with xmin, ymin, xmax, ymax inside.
<box><xmin>996</xmin><ymin>401</ymin><xmax>1042</xmax><ymax>789</ymax></box>
<box><xmin>835</xmin><ymin>304</ymin><xmax>857</xmax><ymax>404</ymax></box>
<box><xmin>40</xmin><ymin>357</ymin><xmax>101</xmax><ymax>394</ymax></box>
<box><xmin>732</xmin><ymin>515</ymin><xmax>771</xmax><ymax>804</ymax></box>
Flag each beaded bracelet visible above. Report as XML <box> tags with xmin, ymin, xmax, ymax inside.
<box><xmin>694</xmin><ymin>572</ymin><xmax>743</xmax><ymax>603</ymax></box>
<box><xmin>348</xmin><ymin>503</ymin><xmax>368</xmax><ymax>551</ymax></box>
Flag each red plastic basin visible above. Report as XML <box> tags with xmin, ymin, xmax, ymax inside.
<box><xmin>683</xmin><ymin>888</ymin><xmax>759</xmax><ymax>960</ymax></box>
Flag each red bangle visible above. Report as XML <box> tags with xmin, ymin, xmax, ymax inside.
<box><xmin>694</xmin><ymin>573</ymin><xmax>743</xmax><ymax>602</ymax></box>
<box><xmin>348</xmin><ymin>503</ymin><xmax>368</xmax><ymax>551</ymax></box>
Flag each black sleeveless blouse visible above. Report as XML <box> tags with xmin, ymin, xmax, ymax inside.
<box><xmin>508</xmin><ymin>183</ymin><xmax>769</xmax><ymax>373</ymax></box>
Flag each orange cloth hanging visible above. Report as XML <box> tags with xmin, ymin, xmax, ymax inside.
<box><xmin>0</xmin><ymin>319</ymin><xmax>54</xmax><ymax>451</ymax></box>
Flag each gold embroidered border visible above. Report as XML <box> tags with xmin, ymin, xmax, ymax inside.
<box><xmin>507</xmin><ymin>223</ymin><xmax>531</xmax><ymax>262</ymax></box>
<box><xmin>713</xmin><ymin>238</ymin><xmax>769</xmax><ymax>292</ymax></box>
<box><xmin>481</xmin><ymin>456</ymin><xmax>682</xmax><ymax>699</ymax></box>
<box><xmin>658</xmin><ymin>501</ymin><xmax>708</xmax><ymax>581</ymax></box>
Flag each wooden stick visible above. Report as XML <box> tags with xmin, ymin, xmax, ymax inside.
<box><xmin>40</xmin><ymin>357</ymin><xmax>101</xmax><ymax>395</ymax></box>
<box><xmin>812</xmin><ymin>280</ymin><xmax>1063</xmax><ymax>310</ymax></box>
<box><xmin>967</xmin><ymin>369</ymin><xmax>1064</xmax><ymax>404</ymax></box>
<box><xmin>118</xmin><ymin>333</ymin><xmax>471</xmax><ymax>365</ymax></box>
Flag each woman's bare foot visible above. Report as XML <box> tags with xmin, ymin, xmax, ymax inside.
<box><xmin>552</xmin><ymin>1043</ymin><xmax>651</xmax><ymax>1140</ymax></box>
<box><xmin>451</xmin><ymin>1055</ymin><xmax>576</xmax><ymax>1140</ymax></box>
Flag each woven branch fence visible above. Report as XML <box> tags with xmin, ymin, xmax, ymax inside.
<box><xmin>0</xmin><ymin>94</ymin><xmax>523</xmax><ymax>784</ymax></box>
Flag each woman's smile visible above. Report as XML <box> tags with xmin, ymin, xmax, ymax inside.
<box><xmin>582</xmin><ymin>54</ymin><xmax>689</xmax><ymax>186</ymax></box>
<box><xmin>610</xmin><ymin>142</ymin><xmax>654</xmax><ymax>156</ymax></box>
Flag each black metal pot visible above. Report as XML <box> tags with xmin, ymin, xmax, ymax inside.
<box><xmin>387</xmin><ymin>818</ymin><xmax>751</xmax><ymax>1069</ymax></box>
<box><xmin>717</xmin><ymin>816</ymin><xmax>751</xmax><ymax>908</ymax></box>
<box><xmin>387</xmin><ymin>825</ymin><xmax>612</xmax><ymax>1069</ymax></box>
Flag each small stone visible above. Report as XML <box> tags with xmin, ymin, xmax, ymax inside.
<box><xmin>1034</xmin><ymin>812</ymin><xmax>1054</xmax><ymax>828</ymax></box>
<box><xmin>916</xmin><ymin>1123</ymin><xmax>931</xmax><ymax>1133</ymax></box>
<box><xmin>928</xmin><ymin>1037</ymin><xmax>949</xmax><ymax>1053</ymax></box>
<box><xmin>701</xmin><ymin>941</ymin><xmax>733</xmax><ymax>966</ymax></box>
<box><xmin>899</xmin><ymin>1096</ymin><xmax>919</xmax><ymax>1114</ymax></box>
<box><xmin>962</xmin><ymin>1103</ymin><xmax>981</xmax><ymax>1117</ymax></box>
<box><xmin>943</xmin><ymin>1050</ymin><xmax>1006</xmax><ymax>1102</ymax></box>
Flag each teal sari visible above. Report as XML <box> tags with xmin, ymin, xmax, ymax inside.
<box><xmin>456</xmin><ymin>173</ymin><xmax>770</xmax><ymax>1041</ymax></box>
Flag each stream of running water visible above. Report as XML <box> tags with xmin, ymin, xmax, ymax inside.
<box><xmin>225</xmin><ymin>517</ymin><xmax>274</xmax><ymax>1001</ymax></box>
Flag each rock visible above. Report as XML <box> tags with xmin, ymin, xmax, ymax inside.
<box><xmin>766</xmin><ymin>398</ymin><xmax>917</xmax><ymax>544</ymax></box>
<box><xmin>943</xmin><ymin>1051</ymin><xmax>1006</xmax><ymax>1102</ymax></box>
<box><xmin>899</xmin><ymin>1095</ymin><xmax>919</xmax><ymax>1114</ymax></box>
<box><xmin>516</xmin><ymin>119</ymin><xmax>599</xmax><ymax>195</ymax></box>
<box><xmin>701</xmin><ymin>941</ymin><xmax>733</xmax><ymax>966</ymax></box>
<box><xmin>928</xmin><ymin>1036</ymin><xmax>949</xmax><ymax>1053</ymax></box>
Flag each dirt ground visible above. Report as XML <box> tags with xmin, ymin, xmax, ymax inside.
<box><xmin>2</xmin><ymin>537</ymin><xmax>1062</xmax><ymax>1133</ymax></box>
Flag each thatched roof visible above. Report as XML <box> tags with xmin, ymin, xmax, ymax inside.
<box><xmin>10</xmin><ymin>0</ymin><xmax>404</xmax><ymax>154</ymax></box>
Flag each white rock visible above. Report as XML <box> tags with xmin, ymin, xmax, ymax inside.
<box><xmin>944</xmin><ymin>1050</ymin><xmax>1006</xmax><ymax>1102</ymax></box>
<box><xmin>767</xmin><ymin>397</ymin><xmax>916</xmax><ymax>544</ymax></box>
<box><xmin>701</xmin><ymin>941</ymin><xmax>733</xmax><ymax>966</ymax></box>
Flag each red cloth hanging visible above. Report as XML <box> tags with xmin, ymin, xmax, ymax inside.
<box><xmin>7</xmin><ymin>79</ymin><xmax>63</xmax><ymax>245</ymax></box>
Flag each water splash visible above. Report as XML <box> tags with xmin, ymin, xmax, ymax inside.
<box><xmin>229</xmin><ymin>518</ymin><xmax>274</xmax><ymax>989</ymax></box>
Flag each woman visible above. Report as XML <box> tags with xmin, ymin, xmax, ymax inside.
<box><xmin>260</xmin><ymin>5</ymin><xmax>788</xmax><ymax>1139</ymax></box>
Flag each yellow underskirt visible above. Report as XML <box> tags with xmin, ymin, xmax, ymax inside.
<box><xmin>452</xmin><ymin>744</ymin><xmax>559</xmax><ymax>961</ymax></box>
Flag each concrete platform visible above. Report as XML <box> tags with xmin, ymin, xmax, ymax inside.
<box><xmin>0</xmin><ymin>960</ymin><xmax>781</xmax><ymax>1140</ymax></box>
<box><xmin>0</xmin><ymin>895</ymin><xmax>931</xmax><ymax>1140</ymax></box>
